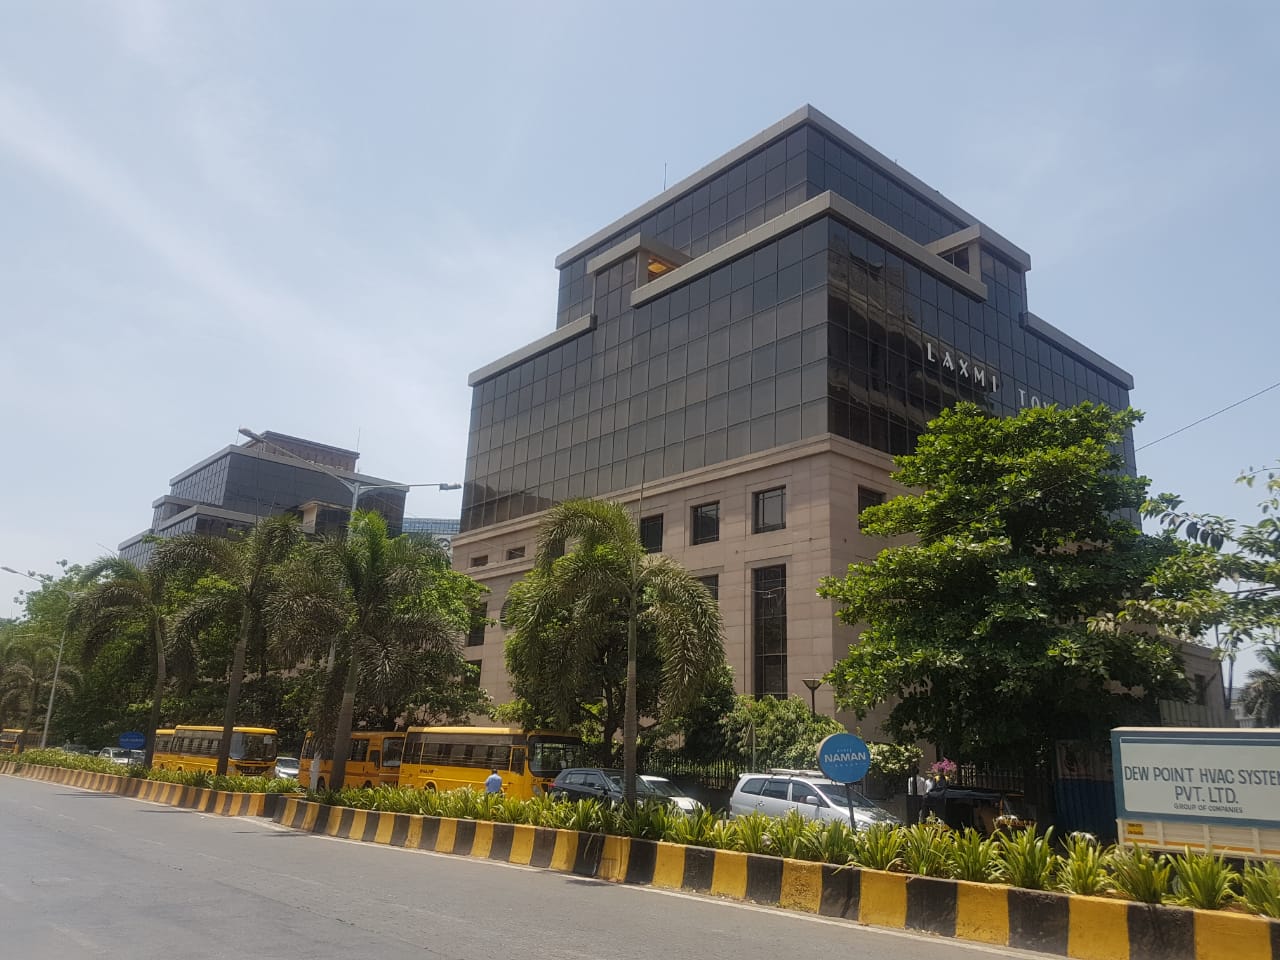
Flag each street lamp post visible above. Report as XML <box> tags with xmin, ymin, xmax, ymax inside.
<box><xmin>802</xmin><ymin>677</ymin><xmax>823</xmax><ymax>716</ymax></box>
<box><xmin>2</xmin><ymin>566</ymin><xmax>74</xmax><ymax>749</ymax></box>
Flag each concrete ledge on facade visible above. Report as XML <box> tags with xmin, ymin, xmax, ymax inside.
<box><xmin>266</xmin><ymin>798</ymin><xmax>1280</xmax><ymax>960</ymax></box>
<box><xmin>0</xmin><ymin>760</ymin><xmax>286</xmax><ymax>818</ymax></box>
<box><xmin>630</xmin><ymin>191</ymin><xmax>987</xmax><ymax>309</ymax></box>
<box><xmin>585</xmin><ymin>233</ymin><xmax>691</xmax><ymax>276</ymax></box>
<box><xmin>467</xmin><ymin>312</ymin><xmax>596</xmax><ymax>387</ymax></box>
<box><xmin>1021</xmin><ymin>311</ymin><xmax>1135</xmax><ymax>390</ymax></box>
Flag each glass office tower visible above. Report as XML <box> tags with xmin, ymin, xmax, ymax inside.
<box><xmin>456</xmin><ymin>106</ymin><xmax>1134</xmax><ymax>717</ymax></box>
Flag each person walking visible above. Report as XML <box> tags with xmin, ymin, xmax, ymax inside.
<box><xmin>484</xmin><ymin>768</ymin><xmax>503</xmax><ymax>794</ymax></box>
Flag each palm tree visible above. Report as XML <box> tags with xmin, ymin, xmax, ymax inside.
<box><xmin>523</xmin><ymin>498</ymin><xmax>725</xmax><ymax>803</ymax></box>
<box><xmin>69</xmin><ymin>558</ymin><xmax>181</xmax><ymax>766</ymax></box>
<box><xmin>0</xmin><ymin>633</ymin><xmax>78</xmax><ymax>735</ymax></box>
<box><xmin>152</xmin><ymin>514</ymin><xmax>303</xmax><ymax>776</ymax></box>
<box><xmin>1240</xmin><ymin>646</ymin><xmax>1280</xmax><ymax>727</ymax></box>
<box><xmin>268</xmin><ymin>511</ymin><xmax>465</xmax><ymax>788</ymax></box>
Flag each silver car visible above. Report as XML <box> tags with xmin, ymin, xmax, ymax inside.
<box><xmin>98</xmin><ymin>747</ymin><xmax>134</xmax><ymax>767</ymax></box>
<box><xmin>274</xmin><ymin>756</ymin><xmax>300</xmax><ymax>780</ymax></box>
<box><xmin>729</xmin><ymin>770</ymin><xmax>899</xmax><ymax>828</ymax></box>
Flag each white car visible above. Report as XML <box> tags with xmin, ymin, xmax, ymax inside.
<box><xmin>98</xmin><ymin>747</ymin><xmax>134</xmax><ymax>766</ymax></box>
<box><xmin>729</xmin><ymin>769</ymin><xmax>899</xmax><ymax>828</ymax></box>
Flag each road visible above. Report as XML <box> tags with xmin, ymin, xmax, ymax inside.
<box><xmin>0</xmin><ymin>775</ymin><xmax>1041</xmax><ymax>960</ymax></box>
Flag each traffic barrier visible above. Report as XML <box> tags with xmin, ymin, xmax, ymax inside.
<box><xmin>0</xmin><ymin>759</ymin><xmax>286</xmax><ymax>818</ymax></box>
<box><xmin>6</xmin><ymin>762</ymin><xmax>1276</xmax><ymax>959</ymax></box>
<box><xmin>270</xmin><ymin>798</ymin><xmax>1280</xmax><ymax>960</ymax></box>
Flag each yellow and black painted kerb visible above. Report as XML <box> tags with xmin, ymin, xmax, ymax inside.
<box><xmin>6</xmin><ymin>766</ymin><xmax>1279</xmax><ymax>960</ymax></box>
<box><xmin>269</xmin><ymin>799</ymin><xmax>1280</xmax><ymax>960</ymax></box>
<box><xmin>0</xmin><ymin>760</ymin><xmax>281</xmax><ymax>819</ymax></box>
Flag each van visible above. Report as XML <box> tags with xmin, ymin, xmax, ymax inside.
<box><xmin>729</xmin><ymin>769</ymin><xmax>899</xmax><ymax>828</ymax></box>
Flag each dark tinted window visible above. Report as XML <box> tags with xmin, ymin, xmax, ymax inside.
<box><xmin>753</xmin><ymin>565</ymin><xmax>787</xmax><ymax>697</ymax></box>
<box><xmin>761</xmin><ymin>778</ymin><xmax>790</xmax><ymax>799</ymax></box>
<box><xmin>467</xmin><ymin>604</ymin><xmax>487</xmax><ymax>647</ymax></box>
<box><xmin>752</xmin><ymin>486</ymin><xmax>786</xmax><ymax>533</ymax></box>
<box><xmin>739</xmin><ymin>777</ymin><xmax>766</xmax><ymax>796</ymax></box>
<box><xmin>857</xmin><ymin>487</ymin><xmax>885</xmax><ymax>514</ymax></box>
<box><xmin>696</xmin><ymin>574</ymin><xmax>719</xmax><ymax>601</ymax></box>
<box><xmin>640</xmin><ymin>514</ymin><xmax>664</xmax><ymax>553</ymax></box>
<box><xmin>691</xmin><ymin>502</ymin><xmax>720</xmax><ymax>544</ymax></box>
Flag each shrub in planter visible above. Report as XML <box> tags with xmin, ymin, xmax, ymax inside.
<box><xmin>1241</xmin><ymin>860</ymin><xmax>1280</xmax><ymax>918</ymax></box>
<box><xmin>996</xmin><ymin>826</ymin><xmax>1058</xmax><ymax>890</ymax></box>
<box><xmin>950</xmin><ymin>828</ymin><xmax>1000</xmax><ymax>883</ymax></box>
<box><xmin>853</xmin><ymin>822</ymin><xmax>904</xmax><ymax>871</ymax></box>
<box><xmin>1057</xmin><ymin>833</ymin><xmax>1112</xmax><ymax>896</ymax></box>
<box><xmin>901</xmin><ymin>821</ymin><xmax>952</xmax><ymax>877</ymax></box>
<box><xmin>1110</xmin><ymin>846</ymin><xmax>1172</xmax><ymax>904</ymax></box>
<box><xmin>1170</xmin><ymin>849</ymin><xmax>1238</xmax><ymax>910</ymax></box>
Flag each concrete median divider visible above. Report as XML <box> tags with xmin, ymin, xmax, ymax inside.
<box><xmin>270</xmin><ymin>798</ymin><xmax>1280</xmax><ymax>960</ymax></box>
<box><xmin>1</xmin><ymin>759</ymin><xmax>287</xmax><ymax>819</ymax></box>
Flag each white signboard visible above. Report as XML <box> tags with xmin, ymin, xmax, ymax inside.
<box><xmin>1113</xmin><ymin>728</ymin><xmax>1280</xmax><ymax>828</ymax></box>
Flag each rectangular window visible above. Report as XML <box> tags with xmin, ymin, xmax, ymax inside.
<box><xmin>470</xmin><ymin>554</ymin><xmax>488</xmax><ymax>568</ymax></box>
<box><xmin>857</xmin><ymin>487</ymin><xmax>885</xmax><ymax>514</ymax></box>
<box><xmin>465</xmin><ymin>660</ymin><xmax>482</xmax><ymax>688</ymax></box>
<box><xmin>640</xmin><ymin>514</ymin><xmax>664</xmax><ymax>553</ymax></box>
<box><xmin>696</xmin><ymin>574</ymin><xmax>719</xmax><ymax>601</ymax></box>
<box><xmin>752</xmin><ymin>486</ymin><xmax>786</xmax><ymax>533</ymax></box>
<box><xmin>505</xmin><ymin>546</ymin><xmax>525</xmax><ymax>561</ymax></box>
<box><xmin>466</xmin><ymin>603</ymin><xmax>488</xmax><ymax>647</ymax></box>
<box><xmin>753</xmin><ymin>565</ymin><xmax>787</xmax><ymax>697</ymax></box>
<box><xmin>691</xmin><ymin>502</ymin><xmax>720</xmax><ymax>544</ymax></box>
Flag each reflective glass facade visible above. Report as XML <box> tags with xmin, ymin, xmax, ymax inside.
<box><xmin>120</xmin><ymin>439</ymin><xmax>407</xmax><ymax>565</ymax></box>
<box><xmin>463</xmin><ymin>114</ymin><xmax>1133</xmax><ymax>534</ymax></box>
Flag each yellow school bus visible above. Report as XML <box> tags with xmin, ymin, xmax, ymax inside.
<box><xmin>151</xmin><ymin>724</ymin><xmax>277</xmax><ymax>777</ymax></box>
<box><xmin>399</xmin><ymin>726</ymin><xmax>586</xmax><ymax>798</ymax></box>
<box><xmin>1</xmin><ymin>728</ymin><xmax>39</xmax><ymax>755</ymax></box>
<box><xmin>298</xmin><ymin>730</ymin><xmax>405</xmax><ymax>790</ymax></box>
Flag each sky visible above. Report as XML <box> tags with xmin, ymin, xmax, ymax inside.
<box><xmin>2</xmin><ymin>2</ymin><xmax>1278</xmax><ymax>668</ymax></box>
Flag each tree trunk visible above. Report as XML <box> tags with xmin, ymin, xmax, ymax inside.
<box><xmin>623</xmin><ymin>583</ymin><xmax>638</xmax><ymax>805</ymax></box>
<box><xmin>329</xmin><ymin>647</ymin><xmax>360</xmax><ymax>790</ymax></box>
<box><xmin>145</xmin><ymin>623</ymin><xmax>167</xmax><ymax>768</ymax></box>
<box><xmin>216</xmin><ymin>606</ymin><xmax>253</xmax><ymax>777</ymax></box>
<box><xmin>22</xmin><ymin>679</ymin><xmax>39</xmax><ymax>741</ymax></box>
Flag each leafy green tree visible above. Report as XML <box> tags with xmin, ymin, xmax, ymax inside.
<box><xmin>268</xmin><ymin>511</ymin><xmax>482</xmax><ymax>788</ymax></box>
<box><xmin>70</xmin><ymin>558</ymin><xmax>189</xmax><ymax>766</ymax></box>
<box><xmin>718</xmin><ymin>694</ymin><xmax>844</xmax><ymax>769</ymax></box>
<box><xmin>1240</xmin><ymin>647</ymin><xmax>1280</xmax><ymax>726</ymax></box>
<box><xmin>505</xmin><ymin>498</ymin><xmax>726</xmax><ymax>802</ymax></box>
<box><xmin>151</xmin><ymin>514</ymin><xmax>303</xmax><ymax>775</ymax></box>
<box><xmin>818</xmin><ymin>401</ymin><xmax>1207</xmax><ymax>768</ymax></box>
<box><xmin>1141</xmin><ymin>460</ymin><xmax>1280</xmax><ymax>657</ymax></box>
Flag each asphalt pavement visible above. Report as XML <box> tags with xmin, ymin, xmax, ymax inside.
<box><xmin>0</xmin><ymin>774</ymin><xmax>1041</xmax><ymax>960</ymax></box>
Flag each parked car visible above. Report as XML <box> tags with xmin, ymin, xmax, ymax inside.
<box><xmin>549</xmin><ymin>768</ymin><xmax>703</xmax><ymax>812</ymax></box>
<box><xmin>274</xmin><ymin>756</ymin><xmax>300</xmax><ymax>780</ymax></box>
<box><xmin>59</xmin><ymin>743</ymin><xmax>92</xmax><ymax>755</ymax></box>
<box><xmin>98</xmin><ymin>747</ymin><xmax>134</xmax><ymax>766</ymax></box>
<box><xmin>729</xmin><ymin>769</ymin><xmax>899</xmax><ymax>828</ymax></box>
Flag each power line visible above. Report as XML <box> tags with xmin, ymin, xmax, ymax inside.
<box><xmin>1137</xmin><ymin>379</ymin><xmax>1280</xmax><ymax>452</ymax></box>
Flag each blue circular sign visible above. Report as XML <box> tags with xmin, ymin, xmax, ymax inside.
<box><xmin>118</xmin><ymin>731</ymin><xmax>145</xmax><ymax>750</ymax></box>
<box><xmin>817</xmin><ymin>732</ymin><xmax>870</xmax><ymax>783</ymax></box>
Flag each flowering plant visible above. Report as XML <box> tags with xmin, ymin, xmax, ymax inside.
<box><xmin>929</xmin><ymin>758</ymin><xmax>957</xmax><ymax>778</ymax></box>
